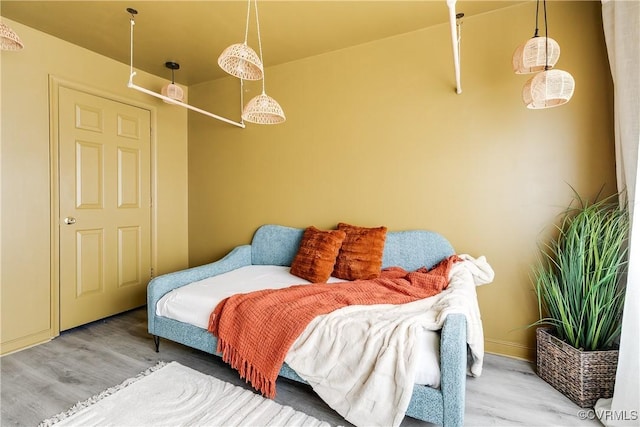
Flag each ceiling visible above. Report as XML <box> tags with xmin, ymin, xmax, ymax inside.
<box><xmin>2</xmin><ymin>1</ymin><xmax>525</xmax><ymax>86</ymax></box>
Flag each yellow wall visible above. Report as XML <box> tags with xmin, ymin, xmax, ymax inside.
<box><xmin>0</xmin><ymin>19</ymin><xmax>190</xmax><ymax>354</ymax></box>
<box><xmin>187</xmin><ymin>2</ymin><xmax>615</xmax><ymax>359</ymax></box>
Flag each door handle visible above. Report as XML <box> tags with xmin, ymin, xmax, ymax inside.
<box><xmin>64</xmin><ymin>217</ymin><xmax>76</xmax><ymax>225</ymax></box>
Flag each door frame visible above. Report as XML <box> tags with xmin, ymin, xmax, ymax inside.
<box><xmin>48</xmin><ymin>76</ymin><xmax>158</xmax><ymax>336</ymax></box>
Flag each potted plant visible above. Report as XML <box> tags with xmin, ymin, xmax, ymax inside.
<box><xmin>531</xmin><ymin>189</ymin><xmax>629</xmax><ymax>407</ymax></box>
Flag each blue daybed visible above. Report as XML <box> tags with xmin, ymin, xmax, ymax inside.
<box><xmin>147</xmin><ymin>224</ymin><xmax>468</xmax><ymax>426</ymax></box>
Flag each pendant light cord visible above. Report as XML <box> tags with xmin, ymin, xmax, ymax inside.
<box><xmin>240</xmin><ymin>78</ymin><xmax>245</xmax><ymax>123</ymax></box>
<box><xmin>543</xmin><ymin>0</ymin><xmax>549</xmax><ymax>70</ymax></box>
<box><xmin>533</xmin><ymin>0</ymin><xmax>540</xmax><ymax>37</ymax></box>
<box><xmin>243</xmin><ymin>0</ymin><xmax>251</xmax><ymax>44</ymax></box>
<box><xmin>240</xmin><ymin>0</ymin><xmax>251</xmax><ymax>124</ymax></box>
<box><xmin>254</xmin><ymin>0</ymin><xmax>266</xmax><ymax>94</ymax></box>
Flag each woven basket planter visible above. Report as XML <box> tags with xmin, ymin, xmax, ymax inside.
<box><xmin>536</xmin><ymin>328</ymin><xmax>618</xmax><ymax>407</ymax></box>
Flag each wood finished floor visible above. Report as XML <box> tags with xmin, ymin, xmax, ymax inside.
<box><xmin>1</xmin><ymin>308</ymin><xmax>600</xmax><ymax>427</ymax></box>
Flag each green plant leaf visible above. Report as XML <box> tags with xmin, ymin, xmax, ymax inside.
<box><xmin>529</xmin><ymin>188</ymin><xmax>629</xmax><ymax>351</ymax></box>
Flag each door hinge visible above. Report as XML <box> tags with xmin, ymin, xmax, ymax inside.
<box><xmin>150</xmin><ymin>267</ymin><xmax>155</xmax><ymax>278</ymax></box>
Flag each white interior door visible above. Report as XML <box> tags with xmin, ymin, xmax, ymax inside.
<box><xmin>58</xmin><ymin>86</ymin><xmax>151</xmax><ymax>330</ymax></box>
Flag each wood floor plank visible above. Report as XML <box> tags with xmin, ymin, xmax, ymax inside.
<box><xmin>0</xmin><ymin>308</ymin><xmax>599</xmax><ymax>426</ymax></box>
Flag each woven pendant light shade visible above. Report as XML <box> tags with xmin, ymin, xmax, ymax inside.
<box><xmin>160</xmin><ymin>62</ymin><xmax>184</xmax><ymax>103</ymax></box>
<box><xmin>1</xmin><ymin>22</ymin><xmax>24</xmax><ymax>51</ymax></box>
<box><xmin>522</xmin><ymin>69</ymin><xmax>575</xmax><ymax>109</ymax></box>
<box><xmin>218</xmin><ymin>43</ymin><xmax>264</xmax><ymax>81</ymax></box>
<box><xmin>161</xmin><ymin>83</ymin><xmax>184</xmax><ymax>103</ymax></box>
<box><xmin>513</xmin><ymin>36</ymin><xmax>560</xmax><ymax>74</ymax></box>
<box><xmin>242</xmin><ymin>93</ymin><xmax>286</xmax><ymax>124</ymax></box>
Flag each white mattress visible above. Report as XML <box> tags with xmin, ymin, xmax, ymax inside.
<box><xmin>156</xmin><ymin>265</ymin><xmax>441</xmax><ymax>387</ymax></box>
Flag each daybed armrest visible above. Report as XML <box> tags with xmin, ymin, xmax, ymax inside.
<box><xmin>147</xmin><ymin>245</ymin><xmax>252</xmax><ymax>334</ymax></box>
<box><xmin>440</xmin><ymin>313</ymin><xmax>467</xmax><ymax>427</ymax></box>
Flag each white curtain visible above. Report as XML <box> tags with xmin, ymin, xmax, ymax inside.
<box><xmin>596</xmin><ymin>1</ymin><xmax>640</xmax><ymax>426</ymax></box>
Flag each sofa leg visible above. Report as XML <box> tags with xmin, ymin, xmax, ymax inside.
<box><xmin>153</xmin><ymin>335</ymin><xmax>160</xmax><ymax>353</ymax></box>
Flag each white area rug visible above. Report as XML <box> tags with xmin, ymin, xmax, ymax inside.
<box><xmin>39</xmin><ymin>361</ymin><xmax>331</xmax><ymax>427</ymax></box>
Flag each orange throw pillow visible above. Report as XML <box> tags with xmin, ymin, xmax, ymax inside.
<box><xmin>333</xmin><ymin>223</ymin><xmax>387</xmax><ymax>280</ymax></box>
<box><xmin>290</xmin><ymin>226</ymin><xmax>347</xmax><ymax>283</ymax></box>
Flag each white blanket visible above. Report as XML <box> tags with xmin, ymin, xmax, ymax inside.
<box><xmin>284</xmin><ymin>255</ymin><xmax>494</xmax><ymax>427</ymax></box>
<box><xmin>156</xmin><ymin>265</ymin><xmax>444</xmax><ymax>388</ymax></box>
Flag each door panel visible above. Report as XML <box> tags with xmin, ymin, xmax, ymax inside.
<box><xmin>76</xmin><ymin>229</ymin><xmax>104</xmax><ymax>296</ymax></box>
<box><xmin>118</xmin><ymin>147</ymin><xmax>140</xmax><ymax>207</ymax></box>
<box><xmin>76</xmin><ymin>141</ymin><xmax>103</xmax><ymax>208</ymax></box>
<box><xmin>118</xmin><ymin>226</ymin><xmax>142</xmax><ymax>287</ymax></box>
<box><xmin>59</xmin><ymin>87</ymin><xmax>151</xmax><ymax>330</ymax></box>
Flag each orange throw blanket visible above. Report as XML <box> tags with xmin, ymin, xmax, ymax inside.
<box><xmin>208</xmin><ymin>255</ymin><xmax>461</xmax><ymax>398</ymax></box>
